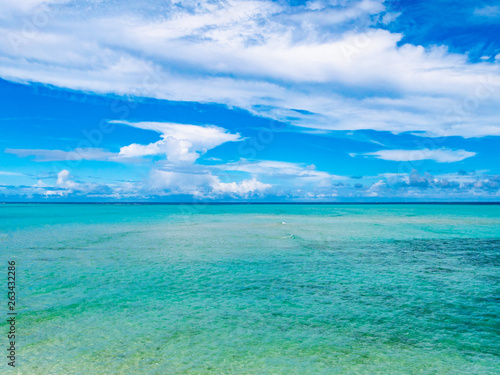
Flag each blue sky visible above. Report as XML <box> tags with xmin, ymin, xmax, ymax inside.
<box><xmin>0</xmin><ymin>0</ymin><xmax>499</xmax><ymax>201</ymax></box>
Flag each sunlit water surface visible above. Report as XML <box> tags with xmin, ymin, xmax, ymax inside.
<box><xmin>0</xmin><ymin>204</ymin><xmax>499</xmax><ymax>374</ymax></box>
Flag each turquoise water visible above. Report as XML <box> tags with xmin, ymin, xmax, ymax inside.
<box><xmin>0</xmin><ymin>204</ymin><xmax>499</xmax><ymax>374</ymax></box>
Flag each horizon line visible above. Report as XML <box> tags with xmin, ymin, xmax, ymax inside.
<box><xmin>1</xmin><ymin>202</ymin><xmax>499</xmax><ymax>205</ymax></box>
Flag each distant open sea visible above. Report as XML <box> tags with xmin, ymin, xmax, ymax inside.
<box><xmin>0</xmin><ymin>203</ymin><xmax>499</xmax><ymax>374</ymax></box>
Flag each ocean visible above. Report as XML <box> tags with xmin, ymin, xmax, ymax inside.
<box><xmin>1</xmin><ymin>203</ymin><xmax>499</xmax><ymax>374</ymax></box>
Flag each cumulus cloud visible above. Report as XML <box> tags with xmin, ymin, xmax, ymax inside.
<box><xmin>2</xmin><ymin>167</ymin><xmax>499</xmax><ymax>201</ymax></box>
<box><xmin>56</xmin><ymin>169</ymin><xmax>78</xmax><ymax>189</ymax></box>
<box><xmin>8</xmin><ymin>169</ymin><xmax>143</xmax><ymax>199</ymax></box>
<box><xmin>338</xmin><ymin>170</ymin><xmax>500</xmax><ymax>199</ymax></box>
<box><xmin>213</xmin><ymin>178</ymin><xmax>271</xmax><ymax>195</ymax></box>
<box><xmin>353</xmin><ymin>148</ymin><xmax>476</xmax><ymax>163</ymax></box>
<box><xmin>209</xmin><ymin>159</ymin><xmax>350</xmax><ymax>196</ymax></box>
<box><xmin>115</xmin><ymin>121</ymin><xmax>242</xmax><ymax>163</ymax></box>
<box><xmin>149</xmin><ymin>169</ymin><xmax>270</xmax><ymax>198</ymax></box>
<box><xmin>372</xmin><ymin>170</ymin><xmax>500</xmax><ymax>197</ymax></box>
<box><xmin>23</xmin><ymin>169</ymin><xmax>82</xmax><ymax>197</ymax></box>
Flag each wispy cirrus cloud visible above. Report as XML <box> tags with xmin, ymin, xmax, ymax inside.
<box><xmin>0</xmin><ymin>0</ymin><xmax>499</xmax><ymax>137</ymax></box>
<box><xmin>5</xmin><ymin>148</ymin><xmax>121</xmax><ymax>162</ymax></box>
<box><xmin>352</xmin><ymin>148</ymin><xmax>477</xmax><ymax>163</ymax></box>
<box><xmin>474</xmin><ymin>5</ymin><xmax>500</xmax><ymax>18</ymax></box>
<box><xmin>0</xmin><ymin>171</ymin><xmax>24</xmax><ymax>176</ymax></box>
<box><xmin>213</xmin><ymin>160</ymin><xmax>346</xmax><ymax>183</ymax></box>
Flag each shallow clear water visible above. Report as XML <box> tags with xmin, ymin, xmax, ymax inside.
<box><xmin>0</xmin><ymin>204</ymin><xmax>499</xmax><ymax>374</ymax></box>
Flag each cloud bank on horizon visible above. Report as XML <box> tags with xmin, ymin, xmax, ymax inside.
<box><xmin>0</xmin><ymin>0</ymin><xmax>499</xmax><ymax>201</ymax></box>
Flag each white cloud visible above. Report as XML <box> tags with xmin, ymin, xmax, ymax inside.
<box><xmin>149</xmin><ymin>169</ymin><xmax>270</xmax><ymax>197</ymax></box>
<box><xmin>212</xmin><ymin>178</ymin><xmax>271</xmax><ymax>195</ymax></box>
<box><xmin>474</xmin><ymin>5</ymin><xmax>500</xmax><ymax>17</ymax></box>
<box><xmin>116</xmin><ymin>121</ymin><xmax>242</xmax><ymax>163</ymax></box>
<box><xmin>2</xmin><ymin>167</ymin><xmax>499</xmax><ymax>201</ymax></box>
<box><xmin>0</xmin><ymin>0</ymin><xmax>499</xmax><ymax>137</ymax></box>
<box><xmin>354</xmin><ymin>148</ymin><xmax>476</xmax><ymax>163</ymax></box>
<box><xmin>6</xmin><ymin>122</ymin><xmax>242</xmax><ymax>164</ymax></box>
<box><xmin>0</xmin><ymin>0</ymin><xmax>68</xmax><ymax>14</ymax></box>
<box><xmin>0</xmin><ymin>171</ymin><xmax>23</xmax><ymax>176</ymax></box>
<box><xmin>33</xmin><ymin>180</ymin><xmax>49</xmax><ymax>187</ymax></box>
<box><xmin>149</xmin><ymin>169</ymin><xmax>216</xmax><ymax>196</ymax></box>
<box><xmin>21</xmin><ymin>168</ymin><xmax>144</xmax><ymax>198</ymax></box>
<box><xmin>212</xmin><ymin>159</ymin><xmax>346</xmax><ymax>192</ymax></box>
<box><xmin>26</xmin><ymin>169</ymin><xmax>80</xmax><ymax>197</ymax></box>
<box><xmin>381</xmin><ymin>11</ymin><xmax>401</xmax><ymax>24</ymax></box>
<box><xmin>136</xmin><ymin>157</ymin><xmax>349</xmax><ymax>198</ymax></box>
<box><xmin>56</xmin><ymin>169</ymin><xmax>78</xmax><ymax>189</ymax></box>
<box><xmin>214</xmin><ymin>160</ymin><xmax>345</xmax><ymax>179</ymax></box>
<box><xmin>5</xmin><ymin>148</ymin><xmax>121</xmax><ymax>162</ymax></box>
